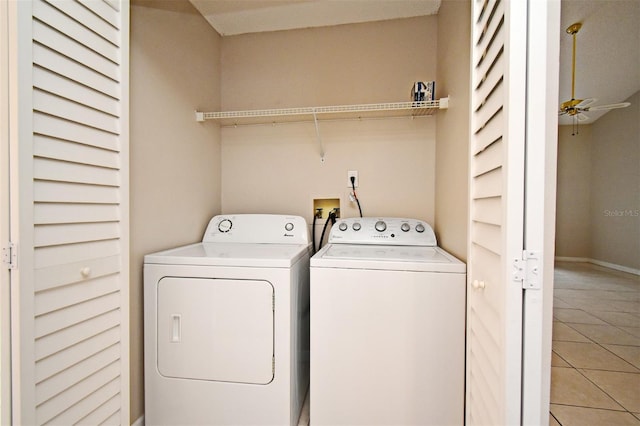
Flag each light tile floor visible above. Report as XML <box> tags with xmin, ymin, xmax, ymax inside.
<box><xmin>551</xmin><ymin>261</ymin><xmax>640</xmax><ymax>426</ymax></box>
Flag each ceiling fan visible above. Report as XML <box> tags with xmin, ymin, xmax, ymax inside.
<box><xmin>559</xmin><ymin>22</ymin><xmax>630</xmax><ymax>133</ymax></box>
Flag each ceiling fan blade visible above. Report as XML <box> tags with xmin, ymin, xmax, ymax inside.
<box><xmin>586</xmin><ymin>102</ymin><xmax>631</xmax><ymax>112</ymax></box>
<box><xmin>576</xmin><ymin>98</ymin><xmax>597</xmax><ymax>108</ymax></box>
<box><xmin>577</xmin><ymin>113</ymin><xmax>589</xmax><ymax>122</ymax></box>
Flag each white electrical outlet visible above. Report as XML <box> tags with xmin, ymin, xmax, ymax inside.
<box><xmin>347</xmin><ymin>170</ymin><xmax>358</xmax><ymax>188</ymax></box>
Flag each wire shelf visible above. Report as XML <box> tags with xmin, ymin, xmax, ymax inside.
<box><xmin>195</xmin><ymin>99</ymin><xmax>447</xmax><ymax>125</ymax></box>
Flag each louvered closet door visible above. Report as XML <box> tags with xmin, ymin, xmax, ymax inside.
<box><xmin>10</xmin><ymin>1</ymin><xmax>130</xmax><ymax>424</ymax></box>
<box><xmin>466</xmin><ymin>0</ymin><xmax>527</xmax><ymax>425</ymax></box>
<box><xmin>1</xmin><ymin>1</ymin><xmax>12</xmax><ymax>424</ymax></box>
<box><xmin>521</xmin><ymin>2</ymin><xmax>560</xmax><ymax>424</ymax></box>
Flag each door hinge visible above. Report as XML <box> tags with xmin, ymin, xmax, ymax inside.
<box><xmin>513</xmin><ymin>250</ymin><xmax>541</xmax><ymax>289</ymax></box>
<box><xmin>2</xmin><ymin>242</ymin><xmax>17</xmax><ymax>269</ymax></box>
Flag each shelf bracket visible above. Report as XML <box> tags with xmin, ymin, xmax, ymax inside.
<box><xmin>312</xmin><ymin>109</ymin><xmax>325</xmax><ymax>162</ymax></box>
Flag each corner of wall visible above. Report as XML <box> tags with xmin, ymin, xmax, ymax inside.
<box><xmin>556</xmin><ymin>91</ymin><xmax>640</xmax><ymax>271</ymax></box>
<box><xmin>588</xmin><ymin>91</ymin><xmax>640</xmax><ymax>270</ymax></box>
<box><xmin>129</xmin><ymin>3</ymin><xmax>222</xmax><ymax>423</ymax></box>
<box><xmin>555</xmin><ymin>124</ymin><xmax>592</xmax><ymax>258</ymax></box>
<box><xmin>434</xmin><ymin>0</ymin><xmax>471</xmax><ymax>261</ymax></box>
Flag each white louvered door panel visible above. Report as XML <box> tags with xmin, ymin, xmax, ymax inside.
<box><xmin>466</xmin><ymin>0</ymin><xmax>527</xmax><ymax>425</ymax></box>
<box><xmin>9</xmin><ymin>1</ymin><xmax>129</xmax><ymax>424</ymax></box>
<box><xmin>1</xmin><ymin>1</ymin><xmax>12</xmax><ymax>424</ymax></box>
<box><xmin>521</xmin><ymin>3</ymin><xmax>560</xmax><ymax>425</ymax></box>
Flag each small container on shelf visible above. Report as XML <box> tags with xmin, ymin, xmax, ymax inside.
<box><xmin>411</xmin><ymin>81</ymin><xmax>436</xmax><ymax>104</ymax></box>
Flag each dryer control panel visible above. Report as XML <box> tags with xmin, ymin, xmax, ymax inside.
<box><xmin>203</xmin><ymin>214</ymin><xmax>309</xmax><ymax>244</ymax></box>
<box><xmin>329</xmin><ymin>217</ymin><xmax>436</xmax><ymax>246</ymax></box>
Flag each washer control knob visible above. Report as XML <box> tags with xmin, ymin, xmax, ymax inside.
<box><xmin>352</xmin><ymin>222</ymin><xmax>361</xmax><ymax>231</ymax></box>
<box><xmin>285</xmin><ymin>222</ymin><xmax>294</xmax><ymax>231</ymax></box>
<box><xmin>218</xmin><ymin>219</ymin><xmax>232</xmax><ymax>233</ymax></box>
<box><xmin>375</xmin><ymin>220</ymin><xmax>387</xmax><ymax>232</ymax></box>
<box><xmin>338</xmin><ymin>222</ymin><xmax>348</xmax><ymax>231</ymax></box>
<box><xmin>415</xmin><ymin>223</ymin><xmax>425</xmax><ymax>233</ymax></box>
<box><xmin>401</xmin><ymin>223</ymin><xmax>411</xmax><ymax>232</ymax></box>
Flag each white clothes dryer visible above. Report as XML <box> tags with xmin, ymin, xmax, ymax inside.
<box><xmin>144</xmin><ymin>214</ymin><xmax>311</xmax><ymax>426</ymax></box>
<box><xmin>310</xmin><ymin>217</ymin><xmax>466</xmax><ymax>426</ymax></box>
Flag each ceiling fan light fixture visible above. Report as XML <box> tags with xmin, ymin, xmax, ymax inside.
<box><xmin>559</xmin><ymin>21</ymin><xmax>630</xmax><ymax>135</ymax></box>
<box><xmin>560</xmin><ymin>98</ymin><xmax>584</xmax><ymax>111</ymax></box>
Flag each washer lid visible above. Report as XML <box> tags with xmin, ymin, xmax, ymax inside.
<box><xmin>311</xmin><ymin>244</ymin><xmax>465</xmax><ymax>273</ymax></box>
<box><xmin>144</xmin><ymin>242</ymin><xmax>311</xmax><ymax>267</ymax></box>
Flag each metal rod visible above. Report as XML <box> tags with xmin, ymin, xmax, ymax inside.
<box><xmin>571</xmin><ymin>31</ymin><xmax>577</xmax><ymax>100</ymax></box>
<box><xmin>312</xmin><ymin>109</ymin><xmax>325</xmax><ymax>161</ymax></box>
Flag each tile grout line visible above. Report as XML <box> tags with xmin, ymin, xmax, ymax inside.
<box><xmin>556</xmin><ymin>314</ymin><xmax>640</xmax><ymax>372</ymax></box>
<box><xmin>551</xmin><ymin>262</ymin><xmax>640</xmax><ymax>423</ymax></box>
<box><xmin>553</xmin><ymin>319</ymin><xmax>638</xmax><ymax>414</ymax></box>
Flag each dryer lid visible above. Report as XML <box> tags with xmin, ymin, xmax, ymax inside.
<box><xmin>144</xmin><ymin>242</ymin><xmax>310</xmax><ymax>267</ymax></box>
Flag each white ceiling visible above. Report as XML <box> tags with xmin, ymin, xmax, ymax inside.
<box><xmin>189</xmin><ymin>0</ymin><xmax>441</xmax><ymax>36</ymax></box>
<box><xmin>189</xmin><ymin>0</ymin><xmax>639</xmax><ymax>125</ymax></box>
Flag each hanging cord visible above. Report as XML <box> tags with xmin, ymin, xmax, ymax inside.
<box><xmin>312</xmin><ymin>209</ymin><xmax>320</xmax><ymax>254</ymax></box>
<box><xmin>318</xmin><ymin>210</ymin><xmax>337</xmax><ymax>250</ymax></box>
<box><xmin>312</xmin><ymin>213</ymin><xmax>317</xmax><ymax>253</ymax></box>
<box><xmin>351</xmin><ymin>176</ymin><xmax>363</xmax><ymax>217</ymax></box>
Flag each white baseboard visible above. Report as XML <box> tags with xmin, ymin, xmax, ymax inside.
<box><xmin>589</xmin><ymin>259</ymin><xmax>640</xmax><ymax>276</ymax></box>
<box><xmin>555</xmin><ymin>256</ymin><xmax>590</xmax><ymax>263</ymax></box>
<box><xmin>132</xmin><ymin>415</ymin><xmax>144</xmax><ymax>426</ymax></box>
<box><xmin>555</xmin><ymin>257</ymin><xmax>640</xmax><ymax>276</ymax></box>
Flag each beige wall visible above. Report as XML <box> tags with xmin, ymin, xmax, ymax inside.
<box><xmin>590</xmin><ymin>91</ymin><xmax>640</xmax><ymax>270</ymax></box>
<box><xmin>220</xmin><ymin>17</ymin><xmax>439</xmax><ymax>227</ymax></box>
<box><xmin>555</xmin><ymin>124</ymin><xmax>592</xmax><ymax>258</ymax></box>
<box><xmin>130</xmin><ymin>1</ymin><xmax>221</xmax><ymax>422</ymax></box>
<box><xmin>435</xmin><ymin>0</ymin><xmax>470</xmax><ymax>261</ymax></box>
<box><xmin>221</xmin><ymin>16</ymin><xmax>437</xmax><ymax>110</ymax></box>
<box><xmin>555</xmin><ymin>91</ymin><xmax>639</xmax><ymax>270</ymax></box>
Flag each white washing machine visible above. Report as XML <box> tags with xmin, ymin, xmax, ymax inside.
<box><xmin>144</xmin><ymin>214</ymin><xmax>311</xmax><ymax>426</ymax></box>
<box><xmin>310</xmin><ymin>217</ymin><xmax>466</xmax><ymax>425</ymax></box>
